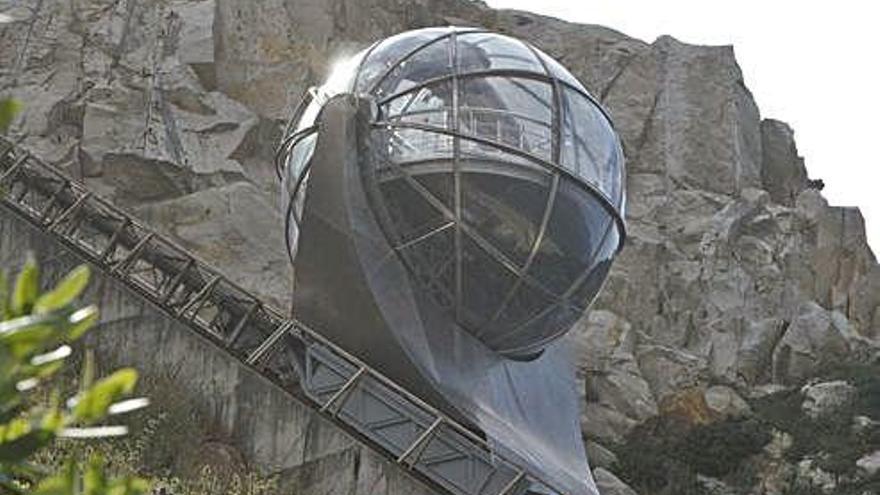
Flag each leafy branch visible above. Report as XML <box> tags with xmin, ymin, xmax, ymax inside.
<box><xmin>0</xmin><ymin>257</ymin><xmax>150</xmax><ymax>495</ymax></box>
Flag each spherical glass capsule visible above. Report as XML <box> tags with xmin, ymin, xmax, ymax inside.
<box><xmin>280</xmin><ymin>27</ymin><xmax>626</xmax><ymax>359</ymax></box>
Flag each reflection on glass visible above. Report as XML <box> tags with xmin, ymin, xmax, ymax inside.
<box><xmin>281</xmin><ymin>27</ymin><xmax>626</xmax><ymax>358</ymax></box>
<box><xmin>459</xmin><ymin>77</ymin><xmax>553</xmax><ymax>159</ymax></box>
<box><xmin>529</xmin><ymin>180</ymin><xmax>613</xmax><ymax>295</ymax></box>
<box><xmin>375</xmin><ymin>37</ymin><xmax>452</xmax><ymax>100</ymax></box>
<box><xmin>462</xmin><ymin>171</ymin><xmax>549</xmax><ymax>267</ymax></box>
<box><xmin>356</xmin><ymin>27</ymin><xmax>456</xmax><ymax>94</ymax></box>
<box><xmin>457</xmin><ymin>32</ymin><xmax>544</xmax><ymax>73</ymax></box>
<box><xmin>561</xmin><ymin>87</ymin><xmax>621</xmax><ymax>202</ymax></box>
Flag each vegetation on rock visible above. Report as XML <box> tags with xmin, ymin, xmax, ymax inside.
<box><xmin>36</xmin><ymin>372</ymin><xmax>279</xmax><ymax>495</ymax></box>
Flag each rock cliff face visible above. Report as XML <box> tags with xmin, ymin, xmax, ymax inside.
<box><xmin>2</xmin><ymin>1</ymin><xmax>879</xmax><ymax>494</ymax></box>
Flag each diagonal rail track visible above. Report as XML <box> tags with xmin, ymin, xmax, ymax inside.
<box><xmin>0</xmin><ymin>136</ymin><xmax>563</xmax><ymax>495</ymax></box>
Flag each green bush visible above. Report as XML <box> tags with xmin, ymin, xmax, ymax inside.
<box><xmin>0</xmin><ymin>257</ymin><xmax>149</xmax><ymax>494</ymax></box>
<box><xmin>615</xmin><ymin>414</ymin><xmax>769</xmax><ymax>494</ymax></box>
<box><xmin>678</xmin><ymin>418</ymin><xmax>771</xmax><ymax>477</ymax></box>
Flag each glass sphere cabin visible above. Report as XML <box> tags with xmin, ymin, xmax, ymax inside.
<box><xmin>279</xmin><ymin>27</ymin><xmax>626</xmax><ymax>360</ymax></box>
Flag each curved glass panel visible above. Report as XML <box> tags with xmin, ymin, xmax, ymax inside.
<box><xmin>535</xmin><ymin>49</ymin><xmax>586</xmax><ymax>92</ymax></box>
<box><xmin>378</xmin><ymin>176</ymin><xmax>447</xmax><ymax>244</ymax></box>
<box><xmin>460</xmin><ymin>235</ymin><xmax>519</xmax><ymax>333</ymax></box>
<box><xmin>490</xmin><ymin>280</ymin><xmax>554</xmax><ymax>336</ymax></box>
<box><xmin>292</xmin><ymin>50</ymin><xmax>369</xmax><ymax>135</ymax></box>
<box><xmin>560</xmin><ymin>87</ymin><xmax>622</xmax><ymax>204</ymax></box>
<box><xmin>494</xmin><ymin>301</ymin><xmax>583</xmax><ymax>355</ymax></box>
<box><xmin>284</xmin><ymin>133</ymin><xmax>318</xmax><ymax>191</ymax></box>
<box><xmin>397</xmin><ymin>224</ymin><xmax>456</xmax><ymax>309</ymax></box>
<box><xmin>462</xmin><ymin>171</ymin><xmax>550</xmax><ymax>267</ymax></box>
<box><xmin>456</xmin><ymin>32</ymin><xmax>545</xmax><ymax>73</ymax></box>
<box><xmin>374</xmin><ymin>126</ymin><xmax>453</xmax><ymax>165</ymax></box>
<box><xmin>281</xmin><ymin>132</ymin><xmax>318</xmax><ymax>259</ymax></box>
<box><xmin>458</xmin><ymin>77</ymin><xmax>553</xmax><ymax>160</ymax></box>
<box><xmin>382</xmin><ymin>80</ymin><xmax>453</xmax><ymax>128</ymax></box>
<box><xmin>355</xmin><ymin>27</ymin><xmax>452</xmax><ymax>94</ymax></box>
<box><xmin>375</xmin><ymin>37</ymin><xmax>452</xmax><ymax>100</ymax></box>
<box><xmin>529</xmin><ymin>179</ymin><xmax>617</xmax><ymax>296</ymax></box>
<box><xmin>458</xmin><ymin>136</ymin><xmax>544</xmax><ymax>176</ymax></box>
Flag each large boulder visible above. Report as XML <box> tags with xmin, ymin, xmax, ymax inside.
<box><xmin>704</xmin><ymin>385</ymin><xmax>752</xmax><ymax>420</ymax></box>
<box><xmin>800</xmin><ymin>380</ymin><xmax>856</xmax><ymax>420</ymax></box>
<box><xmin>592</xmin><ymin>468</ymin><xmax>639</xmax><ymax>495</ymax></box>
<box><xmin>636</xmin><ymin>345</ymin><xmax>708</xmax><ymax>404</ymax></box>
<box><xmin>135</xmin><ymin>182</ymin><xmax>292</xmax><ymax>308</ymax></box>
<box><xmin>856</xmin><ymin>450</ymin><xmax>880</xmax><ymax>477</ymax></box>
<box><xmin>737</xmin><ymin>318</ymin><xmax>787</xmax><ymax>384</ymax></box>
<box><xmin>572</xmin><ymin>311</ymin><xmax>659</xmax><ymax>423</ymax></box>
<box><xmin>584</xmin><ymin>441</ymin><xmax>619</xmax><ymax>471</ymax></box>
<box><xmin>772</xmin><ymin>302</ymin><xmax>850</xmax><ymax>384</ymax></box>
<box><xmin>581</xmin><ymin>403</ymin><xmax>639</xmax><ymax>447</ymax></box>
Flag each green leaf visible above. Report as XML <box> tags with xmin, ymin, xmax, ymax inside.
<box><xmin>0</xmin><ymin>431</ymin><xmax>53</xmax><ymax>462</ymax></box>
<box><xmin>11</xmin><ymin>257</ymin><xmax>39</xmax><ymax>317</ymax></box>
<box><xmin>0</xmin><ymin>416</ymin><xmax>31</xmax><ymax>442</ymax></box>
<box><xmin>66</xmin><ymin>305</ymin><xmax>99</xmax><ymax>341</ymax></box>
<box><xmin>34</xmin><ymin>265</ymin><xmax>90</xmax><ymax>314</ymax></box>
<box><xmin>0</xmin><ymin>98</ymin><xmax>22</xmax><ymax>134</ymax></box>
<box><xmin>18</xmin><ymin>358</ymin><xmax>65</xmax><ymax>388</ymax></box>
<box><xmin>0</xmin><ymin>311</ymin><xmax>63</xmax><ymax>336</ymax></box>
<box><xmin>107</xmin><ymin>476</ymin><xmax>150</xmax><ymax>495</ymax></box>
<box><xmin>30</xmin><ymin>461</ymin><xmax>76</xmax><ymax>495</ymax></box>
<box><xmin>7</xmin><ymin>459</ymin><xmax>50</xmax><ymax>484</ymax></box>
<box><xmin>80</xmin><ymin>348</ymin><xmax>96</xmax><ymax>391</ymax></box>
<box><xmin>39</xmin><ymin>407</ymin><xmax>64</xmax><ymax>433</ymax></box>
<box><xmin>0</xmin><ymin>307</ymin><xmax>94</xmax><ymax>357</ymax></box>
<box><xmin>84</xmin><ymin>455</ymin><xmax>107</xmax><ymax>495</ymax></box>
<box><xmin>0</xmin><ymin>321</ymin><xmax>56</xmax><ymax>359</ymax></box>
<box><xmin>0</xmin><ymin>418</ymin><xmax>53</xmax><ymax>463</ymax></box>
<box><xmin>72</xmin><ymin>368</ymin><xmax>138</xmax><ymax>424</ymax></box>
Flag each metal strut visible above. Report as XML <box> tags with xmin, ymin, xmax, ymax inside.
<box><xmin>320</xmin><ymin>366</ymin><xmax>367</xmax><ymax>415</ymax></box>
<box><xmin>398</xmin><ymin>417</ymin><xmax>444</xmax><ymax>467</ymax></box>
<box><xmin>48</xmin><ymin>191</ymin><xmax>91</xmax><ymax>231</ymax></box>
<box><xmin>245</xmin><ymin>321</ymin><xmax>293</xmax><ymax>366</ymax></box>
<box><xmin>38</xmin><ymin>181</ymin><xmax>70</xmax><ymax>222</ymax></box>
<box><xmin>226</xmin><ymin>301</ymin><xmax>259</xmax><ymax>346</ymax></box>
<box><xmin>110</xmin><ymin>232</ymin><xmax>154</xmax><ymax>276</ymax></box>
<box><xmin>0</xmin><ymin>153</ymin><xmax>28</xmax><ymax>184</ymax></box>
<box><xmin>177</xmin><ymin>275</ymin><xmax>219</xmax><ymax>318</ymax></box>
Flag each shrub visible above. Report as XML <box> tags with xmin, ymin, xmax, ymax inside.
<box><xmin>0</xmin><ymin>257</ymin><xmax>149</xmax><ymax>494</ymax></box>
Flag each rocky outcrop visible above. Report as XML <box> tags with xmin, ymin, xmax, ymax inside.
<box><xmin>771</xmin><ymin>301</ymin><xmax>852</xmax><ymax>384</ymax></box>
<box><xmin>801</xmin><ymin>380</ymin><xmax>856</xmax><ymax>420</ymax></box>
<box><xmin>134</xmin><ymin>182</ymin><xmax>292</xmax><ymax>309</ymax></box>
<box><xmin>3</xmin><ymin>1</ymin><xmax>879</xmax><ymax>494</ymax></box>
<box><xmin>760</xmin><ymin>119</ymin><xmax>808</xmax><ymax>206</ymax></box>
<box><xmin>593</xmin><ymin>468</ymin><xmax>638</xmax><ymax>495</ymax></box>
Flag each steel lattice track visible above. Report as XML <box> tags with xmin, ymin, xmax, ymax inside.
<box><xmin>0</xmin><ymin>136</ymin><xmax>566</xmax><ymax>495</ymax></box>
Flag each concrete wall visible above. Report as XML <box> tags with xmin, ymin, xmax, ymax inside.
<box><xmin>0</xmin><ymin>205</ymin><xmax>437</xmax><ymax>495</ymax></box>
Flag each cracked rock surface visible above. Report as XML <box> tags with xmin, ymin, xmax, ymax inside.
<box><xmin>3</xmin><ymin>1</ymin><xmax>879</xmax><ymax>494</ymax></box>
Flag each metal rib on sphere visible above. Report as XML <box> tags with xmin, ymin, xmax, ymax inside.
<box><xmin>281</xmin><ymin>27</ymin><xmax>626</xmax><ymax>360</ymax></box>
